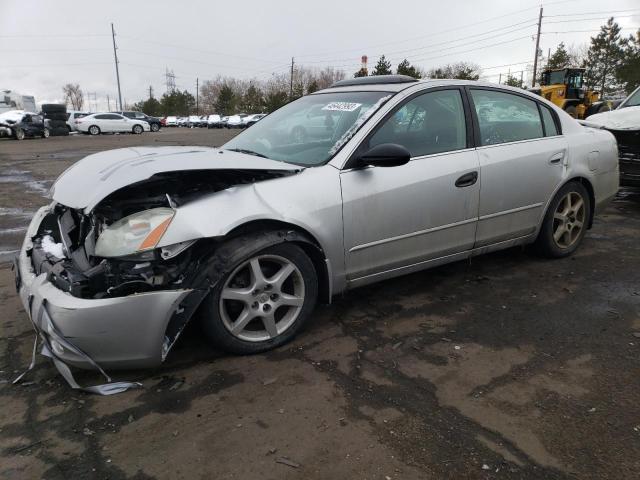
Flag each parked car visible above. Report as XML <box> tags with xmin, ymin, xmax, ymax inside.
<box><xmin>15</xmin><ymin>76</ymin><xmax>618</xmax><ymax>379</ymax></box>
<box><xmin>584</xmin><ymin>86</ymin><xmax>640</xmax><ymax>186</ymax></box>
<box><xmin>165</xmin><ymin>116</ymin><xmax>177</xmax><ymax>127</ymax></box>
<box><xmin>243</xmin><ymin>113</ymin><xmax>266</xmax><ymax>127</ymax></box>
<box><xmin>177</xmin><ymin>117</ymin><xmax>188</xmax><ymax>127</ymax></box>
<box><xmin>187</xmin><ymin>115</ymin><xmax>202</xmax><ymax>128</ymax></box>
<box><xmin>75</xmin><ymin>113</ymin><xmax>150</xmax><ymax>135</ymax></box>
<box><xmin>0</xmin><ymin>110</ymin><xmax>49</xmax><ymax>140</ymax></box>
<box><xmin>207</xmin><ymin>114</ymin><xmax>223</xmax><ymax>128</ymax></box>
<box><xmin>220</xmin><ymin>116</ymin><xmax>229</xmax><ymax>127</ymax></box>
<box><xmin>112</xmin><ymin>111</ymin><xmax>162</xmax><ymax>132</ymax></box>
<box><xmin>226</xmin><ymin>114</ymin><xmax>248</xmax><ymax>128</ymax></box>
<box><xmin>66</xmin><ymin>111</ymin><xmax>91</xmax><ymax>132</ymax></box>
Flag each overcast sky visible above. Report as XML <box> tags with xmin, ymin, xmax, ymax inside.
<box><xmin>1</xmin><ymin>0</ymin><xmax>638</xmax><ymax>111</ymax></box>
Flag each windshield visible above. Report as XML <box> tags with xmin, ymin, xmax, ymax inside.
<box><xmin>620</xmin><ymin>87</ymin><xmax>640</xmax><ymax>109</ymax></box>
<box><xmin>222</xmin><ymin>91</ymin><xmax>392</xmax><ymax>166</ymax></box>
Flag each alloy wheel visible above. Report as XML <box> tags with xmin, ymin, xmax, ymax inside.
<box><xmin>219</xmin><ymin>254</ymin><xmax>305</xmax><ymax>342</ymax></box>
<box><xmin>552</xmin><ymin>191</ymin><xmax>585</xmax><ymax>249</ymax></box>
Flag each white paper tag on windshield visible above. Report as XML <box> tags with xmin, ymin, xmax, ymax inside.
<box><xmin>322</xmin><ymin>102</ymin><xmax>362</xmax><ymax>112</ymax></box>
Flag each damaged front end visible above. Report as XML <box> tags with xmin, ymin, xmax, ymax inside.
<box><xmin>15</xmin><ymin>158</ymin><xmax>298</xmax><ymax>393</ymax></box>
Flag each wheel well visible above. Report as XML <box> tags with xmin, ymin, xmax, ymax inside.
<box><xmin>225</xmin><ymin>219</ymin><xmax>332</xmax><ymax>304</ymax></box>
<box><xmin>570</xmin><ymin>177</ymin><xmax>596</xmax><ymax>228</ymax></box>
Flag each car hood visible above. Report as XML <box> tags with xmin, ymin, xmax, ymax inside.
<box><xmin>585</xmin><ymin>105</ymin><xmax>640</xmax><ymax>131</ymax></box>
<box><xmin>51</xmin><ymin>146</ymin><xmax>300</xmax><ymax>212</ymax></box>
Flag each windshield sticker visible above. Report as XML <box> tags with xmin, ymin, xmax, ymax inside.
<box><xmin>328</xmin><ymin>95</ymin><xmax>392</xmax><ymax>156</ymax></box>
<box><xmin>322</xmin><ymin>102</ymin><xmax>362</xmax><ymax>112</ymax></box>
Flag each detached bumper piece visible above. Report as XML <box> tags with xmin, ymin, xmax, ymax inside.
<box><xmin>14</xmin><ymin>296</ymin><xmax>142</xmax><ymax>396</ymax></box>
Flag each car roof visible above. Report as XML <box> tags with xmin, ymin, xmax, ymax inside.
<box><xmin>315</xmin><ymin>78</ymin><xmax>537</xmax><ymax>96</ymax></box>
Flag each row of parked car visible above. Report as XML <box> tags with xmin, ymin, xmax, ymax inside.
<box><xmin>163</xmin><ymin>113</ymin><xmax>266</xmax><ymax>129</ymax></box>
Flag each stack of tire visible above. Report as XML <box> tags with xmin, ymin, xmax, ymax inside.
<box><xmin>41</xmin><ymin>104</ymin><xmax>69</xmax><ymax>136</ymax></box>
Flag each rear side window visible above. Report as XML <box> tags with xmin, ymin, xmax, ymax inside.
<box><xmin>540</xmin><ymin>105</ymin><xmax>559</xmax><ymax>136</ymax></box>
<box><xmin>95</xmin><ymin>114</ymin><xmax>110</xmax><ymax>119</ymax></box>
<box><xmin>470</xmin><ymin>90</ymin><xmax>544</xmax><ymax>146</ymax></box>
<box><xmin>369</xmin><ymin>89</ymin><xmax>467</xmax><ymax>157</ymax></box>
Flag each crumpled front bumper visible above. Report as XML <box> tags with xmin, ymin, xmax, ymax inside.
<box><xmin>15</xmin><ymin>204</ymin><xmax>194</xmax><ymax>370</ymax></box>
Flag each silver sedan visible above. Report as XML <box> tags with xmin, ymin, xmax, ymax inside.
<box><xmin>15</xmin><ymin>77</ymin><xmax>618</xmax><ymax>382</ymax></box>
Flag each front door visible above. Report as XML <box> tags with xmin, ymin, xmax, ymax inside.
<box><xmin>341</xmin><ymin>88</ymin><xmax>480</xmax><ymax>283</ymax></box>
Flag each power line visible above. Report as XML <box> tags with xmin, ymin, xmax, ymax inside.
<box><xmin>545</xmin><ymin>8</ymin><xmax>640</xmax><ymax>17</ymax></box>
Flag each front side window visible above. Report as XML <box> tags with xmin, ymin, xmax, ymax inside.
<box><xmin>471</xmin><ymin>90</ymin><xmax>544</xmax><ymax>146</ymax></box>
<box><xmin>222</xmin><ymin>91</ymin><xmax>391</xmax><ymax>166</ymax></box>
<box><xmin>369</xmin><ymin>89</ymin><xmax>467</xmax><ymax>157</ymax></box>
<box><xmin>620</xmin><ymin>88</ymin><xmax>640</xmax><ymax>108</ymax></box>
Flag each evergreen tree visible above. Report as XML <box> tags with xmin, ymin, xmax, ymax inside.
<box><xmin>263</xmin><ymin>90</ymin><xmax>288</xmax><ymax>113</ymax></box>
<box><xmin>307</xmin><ymin>80</ymin><xmax>320</xmax><ymax>94</ymax></box>
<box><xmin>546</xmin><ymin>42</ymin><xmax>571</xmax><ymax>70</ymax></box>
<box><xmin>585</xmin><ymin>18</ymin><xmax>625</xmax><ymax>95</ymax></box>
<box><xmin>215</xmin><ymin>85</ymin><xmax>236</xmax><ymax>115</ymax></box>
<box><xmin>618</xmin><ymin>29</ymin><xmax>640</xmax><ymax>94</ymax></box>
<box><xmin>241</xmin><ymin>84</ymin><xmax>264</xmax><ymax>112</ymax></box>
<box><xmin>427</xmin><ymin>62</ymin><xmax>480</xmax><ymax>80</ymax></box>
<box><xmin>503</xmin><ymin>75</ymin><xmax>523</xmax><ymax>88</ymax></box>
<box><xmin>372</xmin><ymin>55</ymin><xmax>393</xmax><ymax>75</ymax></box>
<box><xmin>159</xmin><ymin>90</ymin><xmax>195</xmax><ymax>116</ymax></box>
<box><xmin>396</xmin><ymin>59</ymin><xmax>422</xmax><ymax>79</ymax></box>
<box><xmin>353</xmin><ymin>68</ymin><xmax>368</xmax><ymax>78</ymax></box>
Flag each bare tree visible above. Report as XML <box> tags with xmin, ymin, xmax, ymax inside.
<box><xmin>62</xmin><ymin>83</ymin><xmax>84</xmax><ymax>110</ymax></box>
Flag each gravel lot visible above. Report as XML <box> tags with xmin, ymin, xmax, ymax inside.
<box><xmin>1</xmin><ymin>129</ymin><xmax>639</xmax><ymax>479</ymax></box>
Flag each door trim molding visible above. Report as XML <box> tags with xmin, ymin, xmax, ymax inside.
<box><xmin>349</xmin><ymin>217</ymin><xmax>477</xmax><ymax>253</ymax></box>
<box><xmin>479</xmin><ymin>202</ymin><xmax>543</xmax><ymax>221</ymax></box>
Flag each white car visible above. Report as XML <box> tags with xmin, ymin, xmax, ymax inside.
<box><xmin>66</xmin><ymin>111</ymin><xmax>90</xmax><ymax>132</ymax></box>
<box><xmin>165</xmin><ymin>116</ymin><xmax>178</xmax><ymax>127</ymax></box>
<box><xmin>75</xmin><ymin>113</ymin><xmax>150</xmax><ymax>135</ymax></box>
<box><xmin>226</xmin><ymin>114</ymin><xmax>247</xmax><ymax>128</ymax></box>
<box><xmin>207</xmin><ymin>114</ymin><xmax>222</xmax><ymax>128</ymax></box>
<box><xmin>187</xmin><ymin>115</ymin><xmax>202</xmax><ymax>128</ymax></box>
<box><xmin>242</xmin><ymin>113</ymin><xmax>266</xmax><ymax>127</ymax></box>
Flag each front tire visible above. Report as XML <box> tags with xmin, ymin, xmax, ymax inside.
<box><xmin>200</xmin><ymin>241</ymin><xmax>318</xmax><ymax>355</ymax></box>
<box><xmin>132</xmin><ymin>124</ymin><xmax>143</xmax><ymax>134</ymax></box>
<box><xmin>42</xmin><ymin>128</ymin><xmax>50</xmax><ymax>138</ymax></box>
<box><xmin>564</xmin><ymin>105</ymin><xmax>577</xmax><ymax>118</ymax></box>
<box><xmin>534</xmin><ymin>181</ymin><xmax>591</xmax><ymax>258</ymax></box>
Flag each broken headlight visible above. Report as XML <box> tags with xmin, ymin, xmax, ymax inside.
<box><xmin>95</xmin><ymin>208</ymin><xmax>174</xmax><ymax>258</ymax></box>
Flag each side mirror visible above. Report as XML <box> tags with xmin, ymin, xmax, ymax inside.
<box><xmin>358</xmin><ymin>143</ymin><xmax>411</xmax><ymax>168</ymax></box>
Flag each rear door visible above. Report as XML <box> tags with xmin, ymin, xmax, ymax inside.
<box><xmin>468</xmin><ymin>88</ymin><xmax>567</xmax><ymax>246</ymax></box>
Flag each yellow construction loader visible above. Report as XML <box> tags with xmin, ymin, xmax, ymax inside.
<box><xmin>532</xmin><ymin>68</ymin><xmax>610</xmax><ymax>119</ymax></box>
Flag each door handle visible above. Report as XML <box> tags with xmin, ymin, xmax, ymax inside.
<box><xmin>549</xmin><ymin>152</ymin><xmax>564</xmax><ymax>164</ymax></box>
<box><xmin>455</xmin><ymin>171</ymin><xmax>478</xmax><ymax>188</ymax></box>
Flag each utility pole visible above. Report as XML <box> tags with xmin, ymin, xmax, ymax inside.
<box><xmin>532</xmin><ymin>6</ymin><xmax>543</xmax><ymax>87</ymax></box>
<box><xmin>289</xmin><ymin>57</ymin><xmax>294</xmax><ymax>100</ymax></box>
<box><xmin>196</xmin><ymin>78</ymin><xmax>199</xmax><ymax>114</ymax></box>
<box><xmin>148</xmin><ymin>85</ymin><xmax>153</xmax><ymax>99</ymax></box>
<box><xmin>498</xmin><ymin>73</ymin><xmax>502</xmax><ymax>84</ymax></box>
<box><xmin>111</xmin><ymin>23</ymin><xmax>123</xmax><ymax>111</ymax></box>
<box><xmin>107</xmin><ymin>94</ymin><xmax>111</xmax><ymax>111</ymax></box>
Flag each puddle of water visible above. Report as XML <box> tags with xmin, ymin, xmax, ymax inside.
<box><xmin>0</xmin><ymin>249</ymin><xmax>19</xmax><ymax>264</ymax></box>
<box><xmin>0</xmin><ymin>168</ymin><xmax>51</xmax><ymax>196</ymax></box>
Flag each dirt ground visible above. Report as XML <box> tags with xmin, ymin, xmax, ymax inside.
<box><xmin>1</xmin><ymin>129</ymin><xmax>639</xmax><ymax>480</ymax></box>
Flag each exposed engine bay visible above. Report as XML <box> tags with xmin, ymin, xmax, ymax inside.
<box><xmin>28</xmin><ymin>169</ymin><xmax>293</xmax><ymax>299</ymax></box>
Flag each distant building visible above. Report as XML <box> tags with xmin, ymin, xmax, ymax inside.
<box><xmin>0</xmin><ymin>90</ymin><xmax>37</xmax><ymax>113</ymax></box>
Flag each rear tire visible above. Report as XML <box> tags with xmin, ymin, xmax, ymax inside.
<box><xmin>199</xmin><ymin>241</ymin><xmax>318</xmax><ymax>355</ymax></box>
<box><xmin>89</xmin><ymin>125</ymin><xmax>100</xmax><ymax>135</ymax></box>
<box><xmin>150</xmin><ymin>123</ymin><xmax>160</xmax><ymax>132</ymax></box>
<box><xmin>42</xmin><ymin>128</ymin><xmax>50</xmax><ymax>139</ymax></box>
<box><xmin>14</xmin><ymin>128</ymin><xmax>25</xmax><ymax>140</ymax></box>
<box><xmin>534</xmin><ymin>181</ymin><xmax>590</xmax><ymax>258</ymax></box>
